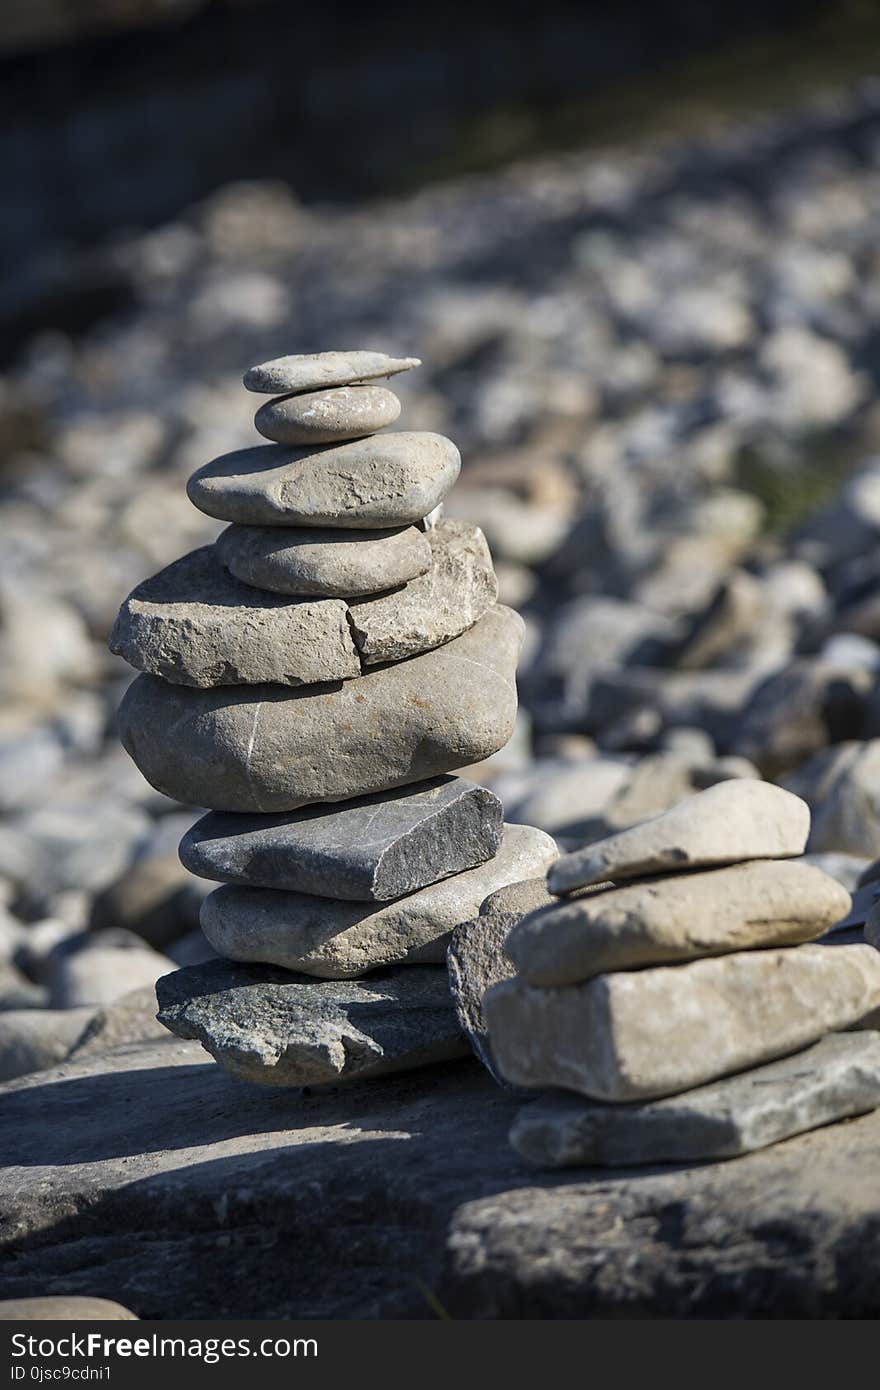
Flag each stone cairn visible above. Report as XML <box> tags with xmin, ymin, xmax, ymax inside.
<box><xmin>473</xmin><ymin>778</ymin><xmax>880</xmax><ymax>1167</ymax></box>
<box><xmin>111</xmin><ymin>350</ymin><xmax>556</xmax><ymax>1087</ymax></box>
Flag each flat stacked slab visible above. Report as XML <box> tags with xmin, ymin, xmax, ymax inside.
<box><xmin>477</xmin><ymin>779</ymin><xmax>880</xmax><ymax>1165</ymax></box>
<box><xmin>112</xmin><ymin>350</ymin><xmax>555</xmax><ymax>1087</ymax></box>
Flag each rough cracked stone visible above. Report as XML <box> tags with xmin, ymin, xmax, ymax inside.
<box><xmin>548</xmin><ymin>779</ymin><xmax>810</xmax><ymax>895</ymax></box>
<box><xmin>509</xmin><ymin>1032</ymin><xmax>880</xmax><ymax>1168</ymax></box>
<box><xmin>447</xmin><ymin>913</ymin><xmax>521</xmax><ymax>1085</ymax></box>
<box><xmin>217</xmin><ymin>522</ymin><xmax>432</xmax><ymax>598</ymax></box>
<box><xmin>109</xmin><ymin>546</ymin><xmax>361</xmax><ymax>687</ymax></box>
<box><xmin>508</xmin><ymin>860</ymin><xmax>851</xmax><ymax>986</ymax></box>
<box><xmin>187</xmin><ymin>433</ymin><xmax>460</xmax><ymax>529</ymax></box>
<box><xmin>0</xmin><ymin>1297</ymin><xmax>137</xmax><ymax>1321</ymax></box>
<box><xmin>180</xmin><ymin>776</ymin><xmax>504</xmax><ymax>900</ymax></box>
<box><xmin>156</xmin><ymin>960</ymin><xmax>468</xmax><ymax>1086</ymax></box>
<box><xmin>243</xmin><ymin>350</ymin><xmax>420</xmax><ymax>395</ymax></box>
<box><xmin>199</xmin><ymin>824</ymin><xmax>558</xmax><ymax>978</ymax></box>
<box><xmin>347</xmin><ymin>519</ymin><xmax>497</xmax><ymax>665</ymax></box>
<box><xmin>255</xmin><ymin>384</ymin><xmax>401</xmax><ymax>444</ymax></box>
<box><xmin>485</xmin><ymin>943</ymin><xmax>880</xmax><ymax>1102</ymax></box>
<box><xmin>118</xmin><ymin>606</ymin><xmax>523</xmax><ymax>813</ymax></box>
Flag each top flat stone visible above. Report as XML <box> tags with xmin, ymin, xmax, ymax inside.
<box><xmin>243</xmin><ymin>351</ymin><xmax>421</xmax><ymax>395</ymax></box>
<box><xmin>548</xmin><ymin>779</ymin><xmax>810</xmax><ymax>896</ymax></box>
<box><xmin>187</xmin><ymin>433</ymin><xmax>460</xmax><ymax>529</ymax></box>
<box><xmin>255</xmin><ymin>385</ymin><xmax>401</xmax><ymax>445</ymax></box>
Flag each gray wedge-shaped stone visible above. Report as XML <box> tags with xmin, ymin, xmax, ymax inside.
<box><xmin>485</xmin><ymin>943</ymin><xmax>880</xmax><ymax>1102</ymax></box>
<box><xmin>255</xmin><ymin>385</ymin><xmax>401</xmax><ymax>444</ymax></box>
<box><xmin>548</xmin><ymin>779</ymin><xmax>810</xmax><ymax>896</ymax></box>
<box><xmin>109</xmin><ymin>546</ymin><xmax>360</xmax><ymax>687</ymax></box>
<box><xmin>217</xmin><ymin>521</ymin><xmax>432</xmax><ymax>598</ymax></box>
<box><xmin>510</xmin><ymin>1032</ymin><xmax>880</xmax><ymax>1168</ymax></box>
<box><xmin>118</xmin><ymin>605</ymin><xmax>523</xmax><ymax>813</ymax></box>
<box><xmin>243</xmin><ymin>350</ymin><xmax>420</xmax><ymax>395</ymax></box>
<box><xmin>156</xmin><ymin>959</ymin><xmax>467</xmax><ymax>1087</ymax></box>
<box><xmin>447</xmin><ymin>913</ymin><xmax>522</xmax><ymax>1086</ymax></box>
<box><xmin>508</xmin><ymin>860</ymin><xmax>851</xmax><ymax>986</ymax></box>
<box><xmin>348</xmin><ymin>519</ymin><xmax>498</xmax><ymax>665</ymax></box>
<box><xmin>179</xmin><ymin>777</ymin><xmax>504</xmax><ymax>900</ymax></box>
<box><xmin>199</xmin><ymin>824</ymin><xmax>558</xmax><ymax>978</ymax></box>
<box><xmin>187</xmin><ymin>433</ymin><xmax>460</xmax><ymax>529</ymax></box>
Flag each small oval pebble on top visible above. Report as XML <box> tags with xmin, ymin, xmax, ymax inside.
<box><xmin>255</xmin><ymin>385</ymin><xmax>401</xmax><ymax>445</ymax></box>
<box><xmin>243</xmin><ymin>349</ymin><xmax>420</xmax><ymax>395</ymax></box>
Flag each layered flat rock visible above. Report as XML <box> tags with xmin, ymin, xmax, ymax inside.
<box><xmin>510</xmin><ymin>1033</ymin><xmax>880</xmax><ymax>1168</ymax></box>
<box><xmin>217</xmin><ymin>522</ymin><xmax>432</xmax><ymax>598</ymax></box>
<box><xmin>118</xmin><ymin>605</ymin><xmax>522</xmax><ymax>813</ymax></box>
<box><xmin>180</xmin><ymin>776</ymin><xmax>504</xmax><ymax>900</ymax></box>
<box><xmin>156</xmin><ymin>959</ymin><xmax>468</xmax><ymax>1086</ymax></box>
<box><xmin>508</xmin><ymin>860</ymin><xmax>851</xmax><ymax>986</ymax></box>
<box><xmin>187</xmin><ymin>433</ymin><xmax>460</xmax><ymax>529</ymax></box>
<box><xmin>243</xmin><ymin>350</ymin><xmax>420</xmax><ymax>395</ymax></box>
<box><xmin>109</xmin><ymin>546</ymin><xmax>360</xmax><ymax>687</ymax></box>
<box><xmin>199</xmin><ymin>824</ymin><xmax>558</xmax><ymax>977</ymax></box>
<box><xmin>255</xmin><ymin>385</ymin><xmax>401</xmax><ymax>444</ymax></box>
<box><xmin>548</xmin><ymin>779</ymin><xmax>810</xmax><ymax>895</ymax></box>
<box><xmin>485</xmin><ymin>943</ymin><xmax>880</xmax><ymax>1102</ymax></box>
<box><xmin>348</xmin><ymin>519</ymin><xmax>498</xmax><ymax>665</ymax></box>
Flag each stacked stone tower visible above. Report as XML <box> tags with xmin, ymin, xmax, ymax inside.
<box><xmin>111</xmin><ymin>350</ymin><xmax>556</xmax><ymax>1086</ymax></box>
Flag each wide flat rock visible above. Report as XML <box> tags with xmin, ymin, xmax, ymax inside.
<box><xmin>109</xmin><ymin>546</ymin><xmax>360</xmax><ymax>687</ymax></box>
<box><xmin>507</xmin><ymin>860</ymin><xmax>851</xmax><ymax>986</ymax></box>
<box><xmin>187</xmin><ymin>434</ymin><xmax>460</xmax><ymax>529</ymax></box>
<box><xmin>5</xmin><ymin>1037</ymin><xmax>880</xmax><ymax>1316</ymax></box>
<box><xmin>486</xmin><ymin>942</ymin><xmax>880</xmax><ymax>1101</ymax></box>
<box><xmin>180</xmin><ymin>776</ymin><xmax>504</xmax><ymax>901</ymax></box>
<box><xmin>255</xmin><ymin>384</ymin><xmax>401</xmax><ymax>444</ymax></box>
<box><xmin>243</xmin><ymin>350</ymin><xmax>420</xmax><ymax>395</ymax></box>
<box><xmin>217</xmin><ymin>522</ymin><xmax>432</xmax><ymax>598</ymax></box>
<box><xmin>156</xmin><ymin>960</ymin><xmax>468</xmax><ymax>1086</ymax></box>
<box><xmin>548</xmin><ymin>779</ymin><xmax>810</xmax><ymax>895</ymax></box>
<box><xmin>199</xmin><ymin>824</ymin><xmax>558</xmax><ymax>978</ymax></box>
<box><xmin>348</xmin><ymin>519</ymin><xmax>497</xmax><ymax>665</ymax></box>
<box><xmin>510</xmin><ymin>1032</ymin><xmax>880</xmax><ymax>1167</ymax></box>
<box><xmin>118</xmin><ymin>605</ymin><xmax>523</xmax><ymax>813</ymax></box>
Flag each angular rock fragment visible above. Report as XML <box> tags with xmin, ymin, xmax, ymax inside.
<box><xmin>447</xmin><ymin>913</ymin><xmax>521</xmax><ymax>1086</ymax></box>
<box><xmin>255</xmin><ymin>384</ymin><xmax>401</xmax><ymax>444</ymax></box>
<box><xmin>217</xmin><ymin>522</ymin><xmax>432</xmax><ymax>598</ymax></box>
<box><xmin>243</xmin><ymin>349</ymin><xmax>420</xmax><ymax>395</ymax></box>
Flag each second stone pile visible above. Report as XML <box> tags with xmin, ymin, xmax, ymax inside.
<box><xmin>484</xmin><ymin>779</ymin><xmax>880</xmax><ymax>1167</ymax></box>
<box><xmin>111</xmin><ymin>350</ymin><xmax>556</xmax><ymax>1086</ymax></box>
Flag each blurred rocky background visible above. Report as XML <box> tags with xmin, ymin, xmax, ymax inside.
<box><xmin>5</xmin><ymin>0</ymin><xmax>880</xmax><ymax>1079</ymax></box>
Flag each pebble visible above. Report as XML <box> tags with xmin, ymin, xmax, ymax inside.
<box><xmin>0</xmin><ymin>1297</ymin><xmax>137</xmax><ymax>1321</ymax></box>
<box><xmin>217</xmin><ymin>521</ymin><xmax>432</xmax><ymax>597</ymax></box>
<box><xmin>48</xmin><ymin>936</ymin><xmax>176</xmax><ymax>1009</ymax></box>
<box><xmin>0</xmin><ymin>1007</ymin><xmax>94</xmax><ymax>1082</ymax></box>
<box><xmin>784</xmin><ymin>740</ymin><xmax>880</xmax><ymax>857</ymax></box>
<box><xmin>180</xmin><ymin>776</ymin><xmax>503</xmax><ymax>900</ymax></box>
<box><xmin>509</xmin><ymin>1032</ymin><xmax>880</xmax><ymax>1168</ymax></box>
<box><xmin>109</xmin><ymin>545</ymin><xmax>361</xmax><ymax>687</ymax></box>
<box><xmin>485</xmin><ymin>942</ymin><xmax>880</xmax><ymax>1102</ymax></box>
<box><xmin>118</xmin><ymin>605</ymin><xmax>523</xmax><ymax>813</ymax></box>
<box><xmin>255</xmin><ymin>384</ymin><xmax>401</xmax><ymax>444</ymax></box>
<box><xmin>548</xmin><ymin>779</ymin><xmax>810</xmax><ymax>895</ymax></box>
<box><xmin>186</xmin><ymin>433</ymin><xmax>460</xmax><ymax>529</ymax></box>
<box><xmin>199</xmin><ymin>824</ymin><xmax>557</xmax><ymax>978</ymax></box>
<box><xmin>243</xmin><ymin>349</ymin><xmax>420</xmax><ymax>394</ymax></box>
<box><xmin>157</xmin><ymin>959</ymin><xmax>467</xmax><ymax>1087</ymax></box>
<box><xmin>348</xmin><ymin>519</ymin><xmax>498</xmax><ymax>665</ymax></box>
<box><xmin>509</xmin><ymin>860</ymin><xmax>851</xmax><ymax>986</ymax></box>
<box><xmin>90</xmin><ymin>812</ymin><xmax>207</xmax><ymax>949</ymax></box>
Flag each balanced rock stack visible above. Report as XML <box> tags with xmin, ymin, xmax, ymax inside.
<box><xmin>111</xmin><ymin>350</ymin><xmax>556</xmax><ymax>1086</ymax></box>
<box><xmin>482</xmin><ymin>779</ymin><xmax>880</xmax><ymax>1167</ymax></box>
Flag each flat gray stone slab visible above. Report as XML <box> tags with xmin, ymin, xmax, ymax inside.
<box><xmin>187</xmin><ymin>433</ymin><xmax>460</xmax><ymax>529</ymax></box>
<box><xmin>255</xmin><ymin>384</ymin><xmax>401</xmax><ymax>444</ymax></box>
<box><xmin>243</xmin><ymin>350</ymin><xmax>420</xmax><ymax>395</ymax></box>
<box><xmin>5</xmin><ymin>1037</ymin><xmax>880</xmax><ymax>1317</ymax></box>
<box><xmin>348</xmin><ymin>519</ymin><xmax>497</xmax><ymax>665</ymax></box>
<box><xmin>180</xmin><ymin>776</ymin><xmax>503</xmax><ymax>901</ymax></box>
<box><xmin>118</xmin><ymin>605</ymin><xmax>523</xmax><ymax>813</ymax></box>
<box><xmin>548</xmin><ymin>780</ymin><xmax>810</xmax><ymax>895</ymax></box>
<box><xmin>217</xmin><ymin>522</ymin><xmax>432</xmax><ymax>598</ymax></box>
<box><xmin>109</xmin><ymin>545</ymin><xmax>361</xmax><ymax>687</ymax></box>
<box><xmin>156</xmin><ymin>960</ymin><xmax>468</xmax><ymax>1087</ymax></box>
<box><xmin>198</xmin><ymin>824</ymin><xmax>557</xmax><ymax>978</ymax></box>
<box><xmin>510</xmin><ymin>1032</ymin><xmax>880</xmax><ymax>1167</ymax></box>
<box><xmin>486</xmin><ymin>943</ymin><xmax>880</xmax><ymax>1102</ymax></box>
<box><xmin>507</xmin><ymin>860</ymin><xmax>851</xmax><ymax>986</ymax></box>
